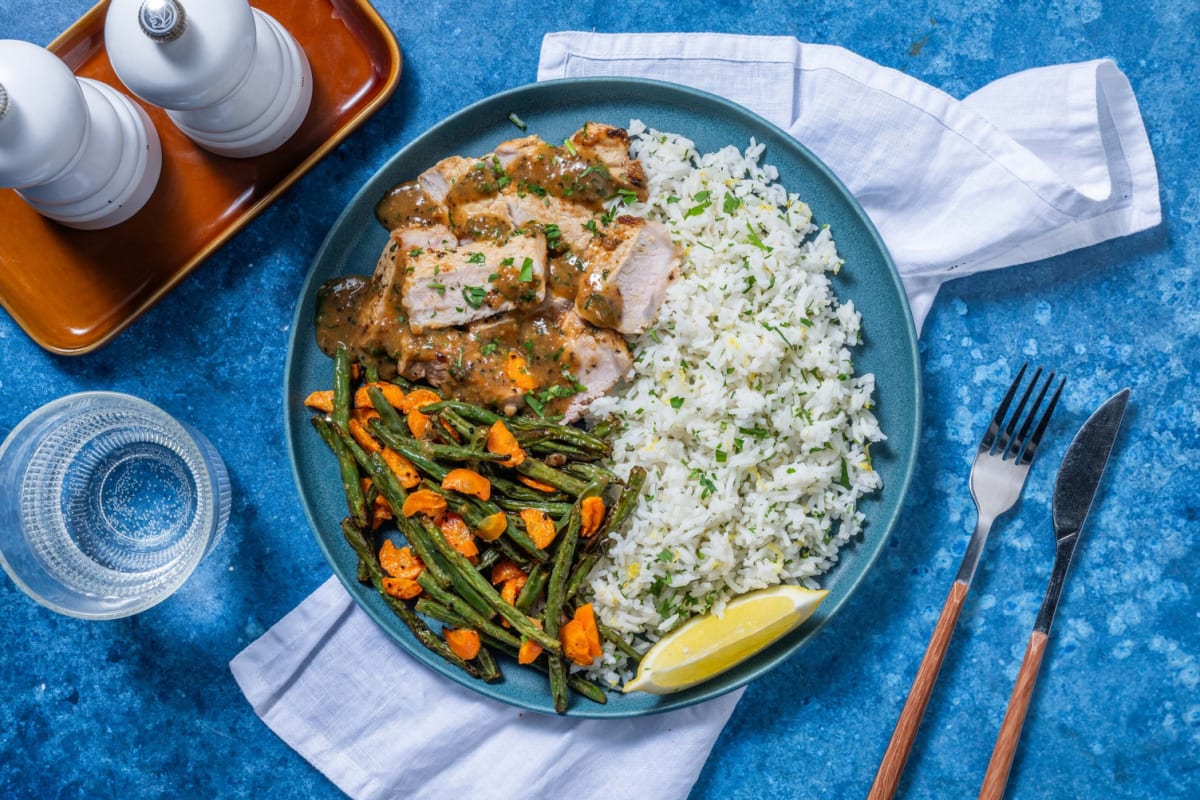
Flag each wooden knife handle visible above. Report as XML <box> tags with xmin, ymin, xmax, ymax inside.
<box><xmin>868</xmin><ymin>579</ymin><xmax>970</xmax><ymax>800</ymax></box>
<box><xmin>978</xmin><ymin>630</ymin><xmax>1048</xmax><ymax>800</ymax></box>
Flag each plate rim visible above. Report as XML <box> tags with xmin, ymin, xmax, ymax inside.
<box><xmin>284</xmin><ymin>76</ymin><xmax>921</xmax><ymax>717</ymax></box>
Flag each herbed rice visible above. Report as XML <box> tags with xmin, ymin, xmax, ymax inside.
<box><xmin>581</xmin><ymin>122</ymin><xmax>886</xmax><ymax>685</ymax></box>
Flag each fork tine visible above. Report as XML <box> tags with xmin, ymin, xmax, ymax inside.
<box><xmin>997</xmin><ymin>366</ymin><xmax>1043</xmax><ymax>459</ymax></box>
<box><xmin>1012</xmin><ymin>370</ymin><xmax>1054</xmax><ymax>453</ymax></box>
<box><xmin>981</xmin><ymin>363</ymin><xmax>1027</xmax><ymax>452</ymax></box>
<box><xmin>1017</xmin><ymin>375</ymin><xmax>1065</xmax><ymax>466</ymax></box>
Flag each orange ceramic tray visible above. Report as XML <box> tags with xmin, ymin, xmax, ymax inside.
<box><xmin>0</xmin><ymin>0</ymin><xmax>401</xmax><ymax>355</ymax></box>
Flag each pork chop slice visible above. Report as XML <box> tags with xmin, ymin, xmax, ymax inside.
<box><xmin>396</xmin><ymin>224</ymin><xmax>457</xmax><ymax>253</ymax></box>
<box><xmin>568</xmin><ymin>123</ymin><xmax>648</xmax><ymax>201</ymax></box>
<box><xmin>349</xmin><ymin>231</ymin><xmax>407</xmax><ymax>357</ymax></box>
<box><xmin>575</xmin><ymin>216</ymin><xmax>679</xmax><ymax>335</ymax></box>
<box><xmin>505</xmin><ymin>192</ymin><xmax>597</xmax><ymax>254</ymax></box>
<box><xmin>417</xmin><ymin>155</ymin><xmax>477</xmax><ymax>206</ymax></box>
<box><xmin>493</xmin><ymin>135</ymin><xmax>548</xmax><ymax>171</ymax></box>
<box><xmin>554</xmin><ymin>301</ymin><xmax>635</xmax><ymax>422</ymax></box>
<box><xmin>402</xmin><ymin>229</ymin><xmax>548</xmax><ymax>333</ymax></box>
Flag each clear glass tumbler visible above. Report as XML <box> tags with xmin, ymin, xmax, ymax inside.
<box><xmin>0</xmin><ymin>392</ymin><xmax>231</xmax><ymax>619</ymax></box>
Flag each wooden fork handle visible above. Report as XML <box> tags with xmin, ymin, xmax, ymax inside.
<box><xmin>978</xmin><ymin>630</ymin><xmax>1048</xmax><ymax>800</ymax></box>
<box><xmin>868</xmin><ymin>579</ymin><xmax>970</xmax><ymax>800</ymax></box>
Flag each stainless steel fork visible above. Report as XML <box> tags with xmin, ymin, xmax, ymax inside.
<box><xmin>868</xmin><ymin>364</ymin><xmax>1065</xmax><ymax>800</ymax></box>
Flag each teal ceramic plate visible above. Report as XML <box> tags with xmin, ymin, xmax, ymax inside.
<box><xmin>285</xmin><ymin>78</ymin><xmax>921</xmax><ymax>717</ymax></box>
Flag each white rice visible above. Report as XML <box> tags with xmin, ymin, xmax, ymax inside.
<box><xmin>581</xmin><ymin>122</ymin><xmax>886</xmax><ymax>685</ymax></box>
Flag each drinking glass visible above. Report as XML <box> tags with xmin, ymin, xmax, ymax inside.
<box><xmin>0</xmin><ymin>391</ymin><xmax>231</xmax><ymax>619</ymax></box>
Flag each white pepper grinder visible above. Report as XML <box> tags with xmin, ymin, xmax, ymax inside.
<box><xmin>104</xmin><ymin>0</ymin><xmax>312</xmax><ymax>159</ymax></box>
<box><xmin>0</xmin><ymin>39</ymin><xmax>162</xmax><ymax>230</ymax></box>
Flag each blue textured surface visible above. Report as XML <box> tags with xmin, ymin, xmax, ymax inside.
<box><xmin>1</xmin><ymin>1</ymin><xmax>1196</xmax><ymax>798</ymax></box>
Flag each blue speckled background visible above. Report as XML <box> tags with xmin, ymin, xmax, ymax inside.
<box><xmin>1</xmin><ymin>1</ymin><xmax>1196</xmax><ymax>798</ymax></box>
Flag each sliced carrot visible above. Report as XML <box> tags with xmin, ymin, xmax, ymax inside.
<box><xmin>517</xmin><ymin>474</ymin><xmax>557</xmax><ymax>493</ymax></box>
<box><xmin>354</xmin><ymin>381</ymin><xmax>406</xmax><ymax>410</ymax></box>
<box><xmin>348</xmin><ymin>417</ymin><xmax>381</xmax><ymax>454</ymax></box>
<box><xmin>401</xmin><ymin>387</ymin><xmax>441</xmax><ymax>414</ymax></box>
<box><xmin>519</xmin><ymin>508</ymin><xmax>557</xmax><ymax>550</ymax></box>
<box><xmin>486</xmin><ymin>420</ymin><xmax>526</xmax><ymax>467</ymax></box>
<box><xmin>352</xmin><ymin>408</ymin><xmax>381</xmax><ymax>425</ymax></box>
<box><xmin>439</xmin><ymin>417</ymin><xmax>462</xmax><ymax>443</ymax></box>
<box><xmin>444</xmin><ymin>627</ymin><xmax>481</xmax><ymax>660</ymax></box>
<box><xmin>379</xmin><ymin>540</ymin><xmax>423</xmax><ymax>580</ymax></box>
<box><xmin>407</xmin><ymin>408</ymin><xmax>431</xmax><ymax>439</ymax></box>
<box><xmin>437</xmin><ymin>512</ymin><xmax>478</xmax><ymax>558</ymax></box>
<box><xmin>381</xmin><ymin>576</ymin><xmax>422</xmax><ymax>600</ymax></box>
<box><xmin>475</xmin><ymin>512</ymin><xmax>508</xmax><ymax>542</ymax></box>
<box><xmin>580</xmin><ymin>496</ymin><xmax>606</xmax><ymax>537</ymax></box>
<box><xmin>441</xmin><ymin>468</ymin><xmax>491</xmax><ymax>501</ymax></box>
<box><xmin>500</xmin><ymin>576</ymin><xmax>526</xmax><ymax>606</ymax></box>
<box><xmin>519</xmin><ymin>617</ymin><xmax>545</xmax><ymax>664</ymax></box>
<box><xmin>489</xmin><ymin>559</ymin><xmax>527</xmax><ymax>586</ymax></box>
<box><xmin>381</xmin><ymin>447</ymin><xmax>421</xmax><ymax>488</ymax></box>
<box><xmin>517</xmin><ymin>638</ymin><xmax>544</xmax><ymax>665</ymax></box>
<box><xmin>504</xmin><ymin>352</ymin><xmax>538</xmax><ymax>391</ymax></box>
<box><xmin>371</xmin><ymin>495</ymin><xmax>393</xmax><ymax>529</ymax></box>
<box><xmin>559</xmin><ymin>619</ymin><xmax>594</xmax><ymax>666</ymax></box>
<box><xmin>574</xmin><ymin>602</ymin><xmax>603</xmax><ymax>659</ymax></box>
<box><xmin>303</xmin><ymin>390</ymin><xmax>334</xmax><ymax>412</ymax></box>
<box><xmin>401</xmin><ymin>489</ymin><xmax>448</xmax><ymax>518</ymax></box>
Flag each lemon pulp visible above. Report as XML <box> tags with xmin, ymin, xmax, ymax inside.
<box><xmin>623</xmin><ymin>584</ymin><xmax>828</xmax><ymax>694</ymax></box>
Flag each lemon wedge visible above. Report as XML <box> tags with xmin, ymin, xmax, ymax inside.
<box><xmin>623</xmin><ymin>585</ymin><xmax>828</xmax><ymax>694</ymax></box>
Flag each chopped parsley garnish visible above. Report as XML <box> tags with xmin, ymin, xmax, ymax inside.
<box><xmin>481</xmin><ymin>341</ymin><xmax>499</xmax><ymax>356</ymax></box>
<box><xmin>461</xmin><ymin>285</ymin><xmax>487</xmax><ymax>308</ymax></box>
<box><xmin>518</xmin><ymin>257</ymin><xmax>534</xmax><ymax>282</ymax></box>
<box><xmin>616</xmin><ymin>188</ymin><xmax>639</xmax><ymax>205</ymax></box>
<box><xmin>427</xmin><ymin>282</ymin><xmax>446</xmax><ymax>296</ymax></box>
<box><xmin>684</xmin><ymin>191</ymin><xmax>712</xmax><ymax>218</ymax></box>
<box><xmin>738</xmin><ymin>425</ymin><xmax>770</xmax><ymax>440</ymax></box>
<box><xmin>466</xmin><ymin>252</ymin><xmax>486</xmax><ymax>264</ymax></box>
<box><xmin>723</xmin><ymin>193</ymin><xmax>741</xmax><ymax>213</ymax></box>
<box><xmin>745</xmin><ymin>223</ymin><xmax>773</xmax><ymax>252</ymax></box>
<box><xmin>838</xmin><ymin>459</ymin><xmax>851</xmax><ymax>489</ymax></box>
<box><xmin>688</xmin><ymin>467</ymin><xmax>718</xmax><ymax>500</ymax></box>
<box><xmin>408</xmin><ymin>247</ymin><xmax>424</xmax><ymax>257</ymax></box>
<box><xmin>669</xmin><ymin>396</ymin><xmax>685</xmax><ymax>410</ymax></box>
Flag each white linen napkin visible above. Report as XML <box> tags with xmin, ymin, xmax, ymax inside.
<box><xmin>231</xmin><ymin>33</ymin><xmax>1160</xmax><ymax>800</ymax></box>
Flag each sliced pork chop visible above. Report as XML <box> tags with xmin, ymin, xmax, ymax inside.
<box><xmin>402</xmin><ymin>230</ymin><xmax>548</xmax><ymax>333</ymax></box>
<box><xmin>348</xmin><ymin>231</ymin><xmax>407</xmax><ymax>356</ymax></box>
<box><xmin>505</xmin><ymin>193</ymin><xmax>596</xmax><ymax>254</ymax></box>
<box><xmin>555</xmin><ymin>302</ymin><xmax>635</xmax><ymax>422</ymax></box>
<box><xmin>396</xmin><ymin>224</ymin><xmax>457</xmax><ymax>253</ymax></box>
<box><xmin>575</xmin><ymin>216</ymin><xmax>679</xmax><ymax>335</ymax></box>
<box><xmin>569</xmin><ymin>123</ymin><xmax>648</xmax><ymax>201</ymax></box>
<box><xmin>417</xmin><ymin>155</ymin><xmax>477</xmax><ymax>206</ymax></box>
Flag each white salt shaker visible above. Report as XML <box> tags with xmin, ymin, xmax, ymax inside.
<box><xmin>0</xmin><ymin>39</ymin><xmax>162</xmax><ymax>230</ymax></box>
<box><xmin>104</xmin><ymin>0</ymin><xmax>313</xmax><ymax>159</ymax></box>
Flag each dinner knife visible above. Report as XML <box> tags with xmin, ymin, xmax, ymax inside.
<box><xmin>978</xmin><ymin>388</ymin><xmax>1130</xmax><ymax>800</ymax></box>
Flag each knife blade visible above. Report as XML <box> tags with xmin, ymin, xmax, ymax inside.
<box><xmin>1035</xmin><ymin>387</ymin><xmax>1131</xmax><ymax>635</ymax></box>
